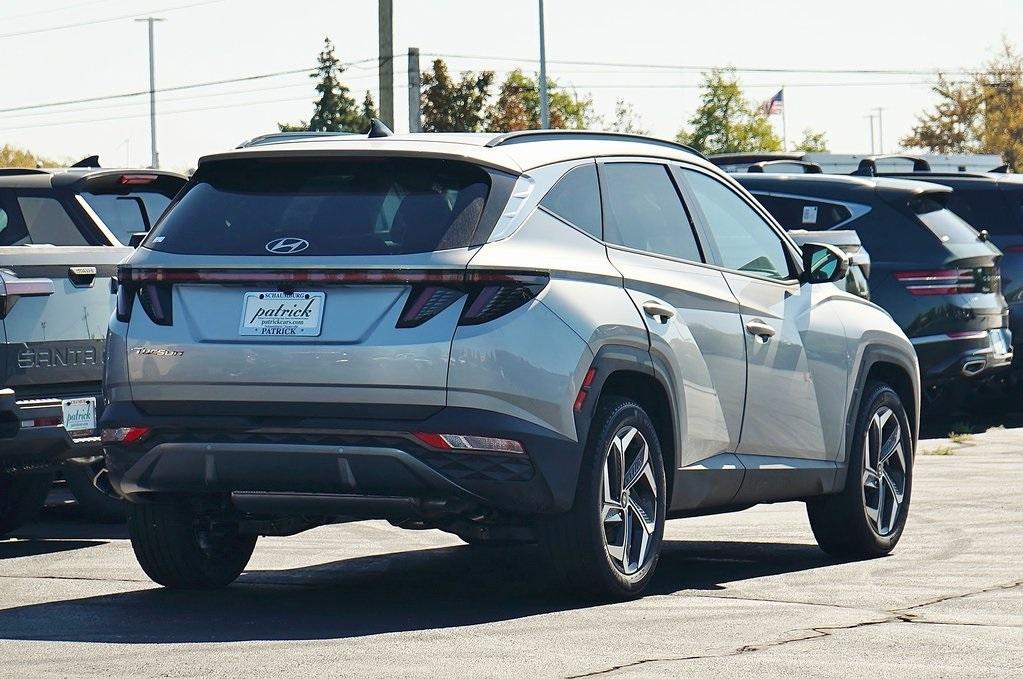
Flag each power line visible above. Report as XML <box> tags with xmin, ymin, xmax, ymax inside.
<box><xmin>0</xmin><ymin>0</ymin><xmax>228</xmax><ymax>40</ymax></box>
<box><xmin>0</xmin><ymin>57</ymin><xmax>380</xmax><ymax>116</ymax></box>
<box><xmin>0</xmin><ymin>0</ymin><xmax>119</xmax><ymax>23</ymax></box>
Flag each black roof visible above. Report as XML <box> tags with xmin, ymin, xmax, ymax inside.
<box><xmin>735</xmin><ymin>173</ymin><xmax>952</xmax><ymax>203</ymax></box>
<box><xmin>875</xmin><ymin>171</ymin><xmax>1023</xmax><ymax>191</ymax></box>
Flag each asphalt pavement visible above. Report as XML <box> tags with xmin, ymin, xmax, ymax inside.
<box><xmin>0</xmin><ymin>428</ymin><xmax>1020</xmax><ymax>678</ymax></box>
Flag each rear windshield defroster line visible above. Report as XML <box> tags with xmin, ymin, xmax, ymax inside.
<box><xmin>144</xmin><ymin>157</ymin><xmax>495</xmax><ymax>256</ymax></box>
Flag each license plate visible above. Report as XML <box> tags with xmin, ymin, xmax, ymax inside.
<box><xmin>62</xmin><ymin>397</ymin><xmax>96</xmax><ymax>434</ymax></box>
<box><xmin>239</xmin><ymin>291</ymin><xmax>325</xmax><ymax>337</ymax></box>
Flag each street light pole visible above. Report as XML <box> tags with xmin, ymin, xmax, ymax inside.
<box><xmin>538</xmin><ymin>0</ymin><xmax>549</xmax><ymax>129</ymax></box>
<box><xmin>135</xmin><ymin>17</ymin><xmax>164</xmax><ymax>169</ymax></box>
<box><xmin>378</xmin><ymin>0</ymin><xmax>394</xmax><ymax>129</ymax></box>
<box><xmin>865</xmin><ymin>114</ymin><xmax>876</xmax><ymax>155</ymax></box>
<box><xmin>875</xmin><ymin>107</ymin><xmax>886</xmax><ymax>154</ymax></box>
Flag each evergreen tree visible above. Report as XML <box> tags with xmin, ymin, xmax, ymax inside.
<box><xmin>279</xmin><ymin>37</ymin><xmax>372</xmax><ymax>133</ymax></box>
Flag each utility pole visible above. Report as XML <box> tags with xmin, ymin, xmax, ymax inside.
<box><xmin>135</xmin><ymin>17</ymin><xmax>164</xmax><ymax>169</ymax></box>
<box><xmin>538</xmin><ymin>0</ymin><xmax>549</xmax><ymax>129</ymax></box>
<box><xmin>378</xmin><ymin>0</ymin><xmax>394</xmax><ymax>129</ymax></box>
<box><xmin>865</xmin><ymin>114</ymin><xmax>876</xmax><ymax>155</ymax></box>
<box><xmin>875</xmin><ymin>107</ymin><xmax>886</xmax><ymax>154</ymax></box>
<box><xmin>407</xmin><ymin>47</ymin><xmax>422</xmax><ymax>133</ymax></box>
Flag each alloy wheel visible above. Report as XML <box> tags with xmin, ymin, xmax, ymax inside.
<box><xmin>862</xmin><ymin>405</ymin><xmax>908</xmax><ymax>536</ymax></box>
<box><xmin>601</xmin><ymin>425</ymin><xmax>658</xmax><ymax>575</ymax></box>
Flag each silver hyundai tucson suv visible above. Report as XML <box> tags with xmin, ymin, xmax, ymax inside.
<box><xmin>102</xmin><ymin>129</ymin><xmax>920</xmax><ymax>598</ymax></box>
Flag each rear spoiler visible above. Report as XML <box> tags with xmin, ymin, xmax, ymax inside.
<box><xmin>852</xmin><ymin>155</ymin><xmax>931</xmax><ymax>177</ymax></box>
<box><xmin>748</xmin><ymin>160</ymin><xmax>822</xmax><ymax>174</ymax></box>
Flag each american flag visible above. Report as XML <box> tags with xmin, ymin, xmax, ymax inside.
<box><xmin>761</xmin><ymin>89</ymin><xmax>784</xmax><ymax>116</ymax></box>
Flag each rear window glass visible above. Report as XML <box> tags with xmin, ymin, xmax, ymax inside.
<box><xmin>946</xmin><ymin>189</ymin><xmax>1022</xmax><ymax>236</ymax></box>
<box><xmin>752</xmin><ymin>194</ymin><xmax>852</xmax><ymax>231</ymax></box>
<box><xmin>910</xmin><ymin>195</ymin><xmax>983</xmax><ymax>244</ymax></box>
<box><xmin>147</xmin><ymin>158</ymin><xmax>491</xmax><ymax>256</ymax></box>
<box><xmin>1</xmin><ymin>196</ymin><xmax>89</xmax><ymax>246</ymax></box>
<box><xmin>82</xmin><ymin>191</ymin><xmax>173</xmax><ymax>245</ymax></box>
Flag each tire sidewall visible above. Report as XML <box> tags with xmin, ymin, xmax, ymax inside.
<box><xmin>849</xmin><ymin>384</ymin><xmax>914</xmax><ymax>553</ymax></box>
<box><xmin>581</xmin><ymin>398</ymin><xmax>667</xmax><ymax>596</ymax></box>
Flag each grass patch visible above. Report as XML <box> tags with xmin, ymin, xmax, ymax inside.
<box><xmin>948</xmin><ymin>431</ymin><xmax>973</xmax><ymax>444</ymax></box>
<box><xmin>925</xmin><ymin>445</ymin><xmax>955</xmax><ymax>456</ymax></box>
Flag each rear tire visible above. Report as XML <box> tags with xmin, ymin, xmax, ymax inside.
<box><xmin>64</xmin><ymin>461</ymin><xmax>126</xmax><ymax>522</ymax></box>
<box><xmin>807</xmin><ymin>382</ymin><xmax>914</xmax><ymax>558</ymax></box>
<box><xmin>127</xmin><ymin>502</ymin><xmax>256</xmax><ymax>588</ymax></box>
<box><xmin>535</xmin><ymin>397</ymin><xmax>666</xmax><ymax>600</ymax></box>
<box><xmin>0</xmin><ymin>472</ymin><xmax>53</xmax><ymax>537</ymax></box>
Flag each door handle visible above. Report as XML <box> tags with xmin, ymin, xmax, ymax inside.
<box><xmin>745</xmin><ymin>319</ymin><xmax>776</xmax><ymax>342</ymax></box>
<box><xmin>642</xmin><ymin>301</ymin><xmax>675</xmax><ymax>323</ymax></box>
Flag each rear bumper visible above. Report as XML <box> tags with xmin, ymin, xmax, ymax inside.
<box><xmin>912</xmin><ymin>328</ymin><xmax>1013</xmax><ymax>384</ymax></box>
<box><xmin>100</xmin><ymin>403</ymin><xmax>583</xmax><ymax>516</ymax></box>
<box><xmin>0</xmin><ymin>388</ymin><xmax>102</xmax><ymax>474</ymax></box>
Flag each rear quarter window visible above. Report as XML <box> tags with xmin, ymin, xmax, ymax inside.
<box><xmin>147</xmin><ymin>158</ymin><xmax>492</xmax><ymax>256</ymax></box>
<box><xmin>752</xmin><ymin>194</ymin><xmax>852</xmax><ymax>231</ymax></box>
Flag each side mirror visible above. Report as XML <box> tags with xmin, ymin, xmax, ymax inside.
<box><xmin>801</xmin><ymin>242</ymin><xmax>849</xmax><ymax>285</ymax></box>
<box><xmin>127</xmin><ymin>232</ymin><xmax>147</xmax><ymax>248</ymax></box>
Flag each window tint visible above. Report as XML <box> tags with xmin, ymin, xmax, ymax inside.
<box><xmin>752</xmin><ymin>194</ymin><xmax>852</xmax><ymax>231</ymax></box>
<box><xmin>601</xmin><ymin>163</ymin><xmax>702</xmax><ymax>262</ymax></box>
<box><xmin>946</xmin><ymin>189</ymin><xmax>1021</xmax><ymax>236</ymax></box>
<box><xmin>539</xmin><ymin>163</ymin><xmax>601</xmax><ymax>238</ymax></box>
<box><xmin>0</xmin><ymin>206</ymin><xmax>9</xmax><ymax>242</ymax></box>
<box><xmin>148</xmin><ymin>158</ymin><xmax>491</xmax><ymax>256</ymax></box>
<box><xmin>82</xmin><ymin>191</ymin><xmax>173</xmax><ymax>245</ymax></box>
<box><xmin>13</xmin><ymin>197</ymin><xmax>88</xmax><ymax>246</ymax></box>
<box><xmin>683</xmin><ymin>170</ymin><xmax>791</xmax><ymax>279</ymax></box>
<box><xmin>910</xmin><ymin>195</ymin><xmax>983</xmax><ymax>244</ymax></box>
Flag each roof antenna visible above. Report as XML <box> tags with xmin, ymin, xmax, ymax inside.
<box><xmin>367</xmin><ymin>119</ymin><xmax>394</xmax><ymax>138</ymax></box>
<box><xmin>71</xmin><ymin>155</ymin><xmax>100</xmax><ymax>168</ymax></box>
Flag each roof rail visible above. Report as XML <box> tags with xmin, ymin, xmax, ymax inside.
<box><xmin>484</xmin><ymin>130</ymin><xmax>706</xmax><ymax>159</ymax></box>
<box><xmin>748</xmin><ymin>160</ymin><xmax>822</xmax><ymax>174</ymax></box>
<box><xmin>236</xmin><ymin>131</ymin><xmax>355</xmax><ymax>148</ymax></box>
<box><xmin>852</xmin><ymin>154</ymin><xmax>931</xmax><ymax>177</ymax></box>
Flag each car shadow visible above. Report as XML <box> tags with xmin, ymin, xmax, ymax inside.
<box><xmin>0</xmin><ymin>538</ymin><xmax>840</xmax><ymax>644</ymax></box>
<box><xmin>0</xmin><ymin>538</ymin><xmax>107</xmax><ymax>559</ymax></box>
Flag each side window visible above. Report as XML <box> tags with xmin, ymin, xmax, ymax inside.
<box><xmin>682</xmin><ymin>170</ymin><xmax>792</xmax><ymax>280</ymax></box>
<box><xmin>16</xmin><ymin>196</ymin><xmax>89</xmax><ymax>246</ymax></box>
<box><xmin>539</xmin><ymin>163</ymin><xmax>602</xmax><ymax>239</ymax></box>
<box><xmin>753</xmin><ymin>194</ymin><xmax>852</xmax><ymax>231</ymax></box>
<box><xmin>601</xmin><ymin>162</ymin><xmax>702</xmax><ymax>262</ymax></box>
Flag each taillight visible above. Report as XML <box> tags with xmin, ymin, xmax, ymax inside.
<box><xmin>894</xmin><ymin>269</ymin><xmax>980</xmax><ymax>296</ymax></box>
<box><xmin>101</xmin><ymin>426</ymin><xmax>152</xmax><ymax>444</ymax></box>
<box><xmin>413</xmin><ymin>432</ymin><xmax>526</xmax><ymax>454</ymax></box>
<box><xmin>459</xmin><ymin>271</ymin><xmax>548</xmax><ymax>326</ymax></box>
<box><xmin>397</xmin><ymin>286</ymin><xmax>464</xmax><ymax>328</ymax></box>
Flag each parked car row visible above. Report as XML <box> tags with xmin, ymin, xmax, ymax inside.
<box><xmin>708</xmin><ymin>154</ymin><xmax>1016</xmax><ymax>405</ymax></box>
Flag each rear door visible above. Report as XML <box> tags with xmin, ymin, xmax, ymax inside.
<box><xmin>598</xmin><ymin>159</ymin><xmax>748</xmax><ymax>510</ymax></box>
<box><xmin>120</xmin><ymin>156</ymin><xmax>500</xmax><ymax>416</ymax></box>
<box><xmin>678</xmin><ymin>168</ymin><xmax>849</xmax><ymax>498</ymax></box>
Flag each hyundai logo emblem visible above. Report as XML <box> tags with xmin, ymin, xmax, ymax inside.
<box><xmin>265</xmin><ymin>237</ymin><xmax>310</xmax><ymax>254</ymax></box>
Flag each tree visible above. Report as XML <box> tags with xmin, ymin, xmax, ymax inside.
<box><xmin>486</xmin><ymin>69</ymin><xmax>592</xmax><ymax>131</ymax></box>
<box><xmin>420</xmin><ymin>59</ymin><xmax>494</xmax><ymax>132</ymax></box>
<box><xmin>279</xmin><ymin>37</ymin><xmax>372</xmax><ymax>133</ymax></box>
<box><xmin>676</xmin><ymin>68</ymin><xmax>781</xmax><ymax>154</ymax></box>
<box><xmin>902</xmin><ymin>40</ymin><xmax>1023</xmax><ymax>171</ymax></box>
<box><xmin>793</xmin><ymin>128</ymin><xmax>829</xmax><ymax>152</ymax></box>
<box><xmin>599</xmin><ymin>99</ymin><xmax>648</xmax><ymax>135</ymax></box>
<box><xmin>0</xmin><ymin>144</ymin><xmax>58</xmax><ymax>168</ymax></box>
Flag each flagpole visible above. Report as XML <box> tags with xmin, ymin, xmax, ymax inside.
<box><xmin>781</xmin><ymin>86</ymin><xmax>788</xmax><ymax>152</ymax></box>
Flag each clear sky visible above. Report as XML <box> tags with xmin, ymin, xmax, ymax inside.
<box><xmin>0</xmin><ymin>0</ymin><xmax>1019</xmax><ymax>171</ymax></box>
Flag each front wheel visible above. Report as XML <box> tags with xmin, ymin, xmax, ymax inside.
<box><xmin>536</xmin><ymin>397</ymin><xmax>666</xmax><ymax>600</ymax></box>
<box><xmin>807</xmin><ymin>382</ymin><xmax>914</xmax><ymax>558</ymax></box>
<box><xmin>127</xmin><ymin>502</ymin><xmax>256</xmax><ymax>589</ymax></box>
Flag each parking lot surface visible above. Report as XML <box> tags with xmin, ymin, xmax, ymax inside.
<box><xmin>1</xmin><ymin>429</ymin><xmax>1020</xmax><ymax>678</ymax></box>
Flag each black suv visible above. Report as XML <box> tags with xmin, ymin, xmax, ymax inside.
<box><xmin>734</xmin><ymin>173</ymin><xmax>1011</xmax><ymax>394</ymax></box>
<box><xmin>865</xmin><ymin>169</ymin><xmax>1023</xmax><ymax>370</ymax></box>
<box><xmin>1</xmin><ymin>161</ymin><xmax>185</xmax><ymax>532</ymax></box>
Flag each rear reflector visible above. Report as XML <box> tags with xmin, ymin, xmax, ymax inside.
<box><xmin>413</xmin><ymin>432</ymin><xmax>526</xmax><ymax>455</ymax></box>
<box><xmin>574</xmin><ymin>367</ymin><xmax>597</xmax><ymax>412</ymax></box>
<box><xmin>22</xmin><ymin>416</ymin><xmax>62</xmax><ymax>428</ymax></box>
<box><xmin>101</xmin><ymin>427</ymin><xmax>152</xmax><ymax>444</ymax></box>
